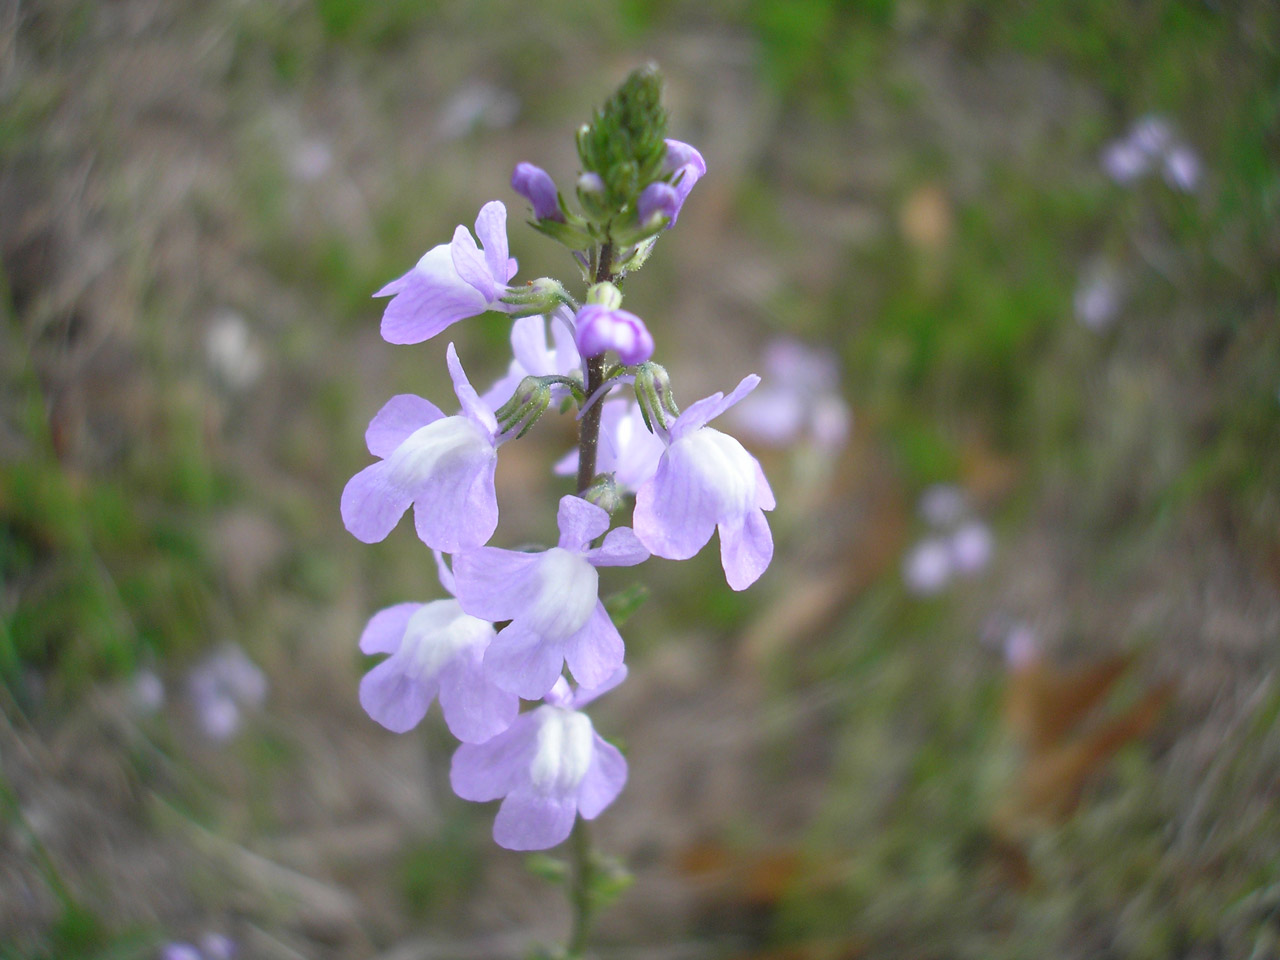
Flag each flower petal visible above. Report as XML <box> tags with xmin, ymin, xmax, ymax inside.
<box><xmin>358</xmin><ymin>602</ymin><xmax>421</xmax><ymax>655</ymax></box>
<box><xmin>453</xmin><ymin>547</ymin><xmax>542</xmax><ymax>622</ymax></box>
<box><xmin>341</xmin><ymin>461</ymin><xmax>413</xmax><ymax>543</ymax></box>
<box><xmin>447</xmin><ymin>342</ymin><xmax>498</xmax><ymax>434</ymax></box>
<box><xmin>434</xmin><ymin>550</ymin><xmax>456</xmax><ymax>597</ymax></box>
<box><xmin>576</xmin><ymin>735</ymin><xmax>628</xmax><ymax>819</ymax></box>
<box><xmin>483</xmin><ymin>620</ymin><xmax>567</xmax><ymax>700</ymax></box>
<box><xmin>474</xmin><ymin>200</ymin><xmax>514</xmax><ymax>284</ymax></box>
<box><xmin>366</xmin><ymin>394</ymin><xmax>444</xmax><ymax>459</ymax></box>
<box><xmin>493</xmin><ymin>789</ymin><xmax>577</xmax><ymax>850</ymax></box>
<box><xmin>379</xmin><ymin>249</ymin><xmax>490</xmax><ymax>344</ymax></box>
<box><xmin>359</xmin><ymin>658</ymin><xmax>436</xmax><ymax>733</ymax></box>
<box><xmin>754</xmin><ymin>458</ymin><xmax>776</xmax><ymax>510</ymax></box>
<box><xmin>632</xmin><ymin>452</ymin><xmax>718</xmax><ymax>561</ymax></box>
<box><xmin>718</xmin><ymin>509</ymin><xmax>773</xmax><ymax>591</ymax></box>
<box><xmin>451</xmin><ymin>713</ymin><xmax>538</xmax><ymax>801</ymax></box>
<box><xmin>673</xmin><ymin>374</ymin><xmax>761</xmax><ymax>439</ymax></box>
<box><xmin>450</xmin><ymin>223</ymin><xmax>496</xmax><ymax>303</ymax></box>
<box><xmin>410</xmin><ymin>447</ymin><xmax>498</xmax><ymax>553</ymax></box>
<box><xmin>555</xmin><ymin>495</ymin><xmax>611</xmax><ymax>552</ymax></box>
<box><xmin>563</xmin><ymin>602</ymin><xmax>624</xmax><ymax>691</ymax></box>
<box><xmin>584</xmin><ymin>526</ymin><xmax>649</xmax><ymax>567</ymax></box>
<box><xmin>437</xmin><ymin>650</ymin><xmax>519</xmax><ymax>743</ymax></box>
<box><xmin>570</xmin><ymin>664</ymin><xmax>628</xmax><ymax>709</ymax></box>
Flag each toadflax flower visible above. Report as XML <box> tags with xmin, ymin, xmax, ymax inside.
<box><xmin>453</xmin><ymin>495</ymin><xmax>648</xmax><ymax>699</ymax></box>
<box><xmin>358</xmin><ymin>554</ymin><xmax>517</xmax><ymax>742</ymax></box>
<box><xmin>574</xmin><ymin>304</ymin><xmax>655</xmax><ymax>365</ymax></box>
<box><xmin>451</xmin><ymin>671</ymin><xmax>628</xmax><ymax>850</ymax></box>
<box><xmin>633</xmin><ymin>375</ymin><xmax>775</xmax><ymax>591</ymax></box>
<box><xmin>729</xmin><ymin>338</ymin><xmax>850</xmax><ymax>450</ymax></box>
<box><xmin>511</xmin><ymin>162</ymin><xmax>565</xmax><ymax>222</ymax></box>
<box><xmin>341</xmin><ymin>343</ymin><xmax>501</xmax><ymax>553</ymax></box>
<box><xmin>663</xmin><ymin>138</ymin><xmax>706</xmax><ymax>225</ymax></box>
<box><xmin>376</xmin><ymin>201</ymin><xmax>518</xmax><ymax>344</ymax></box>
<box><xmin>481</xmin><ymin>308</ymin><xmax>581</xmax><ymax>410</ymax></box>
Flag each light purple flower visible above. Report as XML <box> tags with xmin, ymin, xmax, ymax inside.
<box><xmin>1163</xmin><ymin>145</ymin><xmax>1201</xmax><ymax>192</ymax></box>
<box><xmin>160</xmin><ymin>944</ymin><xmax>203</xmax><ymax>960</ymax></box>
<box><xmin>511</xmin><ymin>162</ymin><xmax>564</xmax><ymax>222</ymax></box>
<box><xmin>1101</xmin><ymin>138</ymin><xmax>1150</xmax><ymax>184</ymax></box>
<box><xmin>341</xmin><ymin>344</ymin><xmax>501</xmax><ymax>553</ymax></box>
<box><xmin>450</xmin><ymin>673</ymin><xmax>628</xmax><ymax>851</ymax></box>
<box><xmin>129</xmin><ymin>669</ymin><xmax>165</xmax><ymax>716</ymax></box>
<box><xmin>903</xmin><ymin>537</ymin><xmax>952</xmax><ymax>595</ymax></box>
<box><xmin>375</xmin><ymin>202</ymin><xmax>518</xmax><ymax>345</ymax></box>
<box><xmin>358</xmin><ymin>575</ymin><xmax>517</xmax><ymax>742</ymax></box>
<box><xmin>188</xmin><ymin>643</ymin><xmax>267</xmax><ymax>742</ymax></box>
<box><xmin>573</xmin><ymin>304</ymin><xmax>654</xmax><ymax>365</ymax></box>
<box><xmin>1130</xmin><ymin>114</ymin><xmax>1173</xmax><ymax>157</ymax></box>
<box><xmin>730</xmin><ymin>339</ymin><xmax>849</xmax><ymax>449</ymax></box>
<box><xmin>453</xmin><ymin>496</ymin><xmax>648</xmax><ymax>699</ymax></box>
<box><xmin>556</xmin><ymin>399</ymin><xmax>665</xmax><ymax>494</ymax></box>
<box><xmin>1074</xmin><ymin>259</ymin><xmax>1123</xmax><ymax>330</ymax></box>
<box><xmin>663</xmin><ymin>138</ymin><xmax>706</xmax><ymax>225</ymax></box>
<box><xmin>633</xmin><ymin>375</ymin><xmax>776</xmax><ymax>591</ymax></box>
<box><xmin>198</xmin><ymin>934</ymin><xmax>237</xmax><ymax>960</ymax></box>
<box><xmin>481</xmin><ymin>309</ymin><xmax>581</xmax><ymax>410</ymax></box>
<box><xmin>949</xmin><ymin>520</ymin><xmax>993</xmax><ymax>575</ymax></box>
<box><xmin>918</xmin><ymin>483</ymin><xmax>966</xmax><ymax>528</ymax></box>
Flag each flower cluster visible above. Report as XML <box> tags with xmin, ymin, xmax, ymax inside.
<box><xmin>1100</xmin><ymin>114</ymin><xmax>1201</xmax><ymax>192</ymax></box>
<box><xmin>902</xmin><ymin>484</ymin><xmax>994</xmax><ymax>596</ymax></box>
<box><xmin>342</xmin><ymin>69</ymin><xmax>774</xmax><ymax>851</ymax></box>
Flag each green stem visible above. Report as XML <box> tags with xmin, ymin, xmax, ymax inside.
<box><xmin>566</xmin><ymin>818</ymin><xmax>595</xmax><ymax>957</ymax></box>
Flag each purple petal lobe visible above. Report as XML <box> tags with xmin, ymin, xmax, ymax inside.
<box><xmin>450</xmin><ymin>223</ymin><xmax>496</xmax><ymax>303</ymax></box>
<box><xmin>556</xmin><ymin>495</ymin><xmax>611</xmax><ymax>552</ymax></box>
<box><xmin>379</xmin><ymin>248</ymin><xmax>490</xmax><ymax>344</ymax></box>
<box><xmin>633</xmin><ymin>449</ymin><xmax>718</xmax><ymax>561</ymax></box>
<box><xmin>674</xmin><ymin>375</ymin><xmax>761</xmax><ymax>439</ymax></box>
<box><xmin>437</xmin><ymin>650</ymin><xmax>518</xmax><ymax>742</ymax></box>
<box><xmin>571</xmin><ymin>664</ymin><xmax>628</xmax><ymax>708</ymax></box>
<box><xmin>341</xmin><ymin>461</ymin><xmax>413</xmax><ymax>543</ymax></box>
<box><xmin>563</xmin><ymin>602</ymin><xmax>625</xmax><ymax>690</ymax></box>
<box><xmin>585</xmin><ymin>526</ymin><xmax>649</xmax><ymax>567</ymax></box>
<box><xmin>577</xmin><ymin>735</ymin><xmax>628</xmax><ymax>819</ymax></box>
<box><xmin>493</xmin><ymin>790</ymin><xmax>577</xmax><ymax>850</ymax></box>
<box><xmin>447</xmin><ymin>342</ymin><xmax>498</xmax><ymax>434</ymax></box>
<box><xmin>359</xmin><ymin>602</ymin><xmax>421</xmax><ymax>655</ymax></box>
<box><xmin>483</xmin><ymin>620</ymin><xmax>567</xmax><ymax>700</ymax></box>
<box><xmin>359</xmin><ymin>659</ymin><xmax>435</xmax><ymax>733</ymax></box>
<box><xmin>511</xmin><ymin>163</ymin><xmax>564</xmax><ymax>222</ymax></box>
<box><xmin>366</xmin><ymin>394</ymin><xmax>444</xmax><ymax>458</ymax></box>
<box><xmin>453</xmin><ymin>547</ymin><xmax>542</xmax><ymax>621</ymax></box>
<box><xmin>718</xmin><ymin>509</ymin><xmax>774</xmax><ymax>591</ymax></box>
<box><xmin>474</xmin><ymin>200</ymin><xmax>514</xmax><ymax>284</ymax></box>
<box><xmin>451</xmin><ymin>713</ymin><xmax>538</xmax><ymax>802</ymax></box>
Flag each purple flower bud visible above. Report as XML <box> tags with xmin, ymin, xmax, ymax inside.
<box><xmin>511</xmin><ymin>162</ymin><xmax>564</xmax><ymax>222</ymax></box>
<box><xmin>664</xmin><ymin>139</ymin><xmax>707</xmax><ymax>178</ymax></box>
<box><xmin>638</xmin><ymin>182</ymin><xmax>680</xmax><ymax>225</ymax></box>
<box><xmin>574</xmin><ymin>304</ymin><xmax>655</xmax><ymax>365</ymax></box>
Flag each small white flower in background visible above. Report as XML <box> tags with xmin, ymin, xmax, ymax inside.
<box><xmin>903</xmin><ymin>488</ymin><xmax>995</xmax><ymax>595</ymax></box>
<box><xmin>188</xmin><ymin>644</ymin><xmax>267</xmax><ymax>742</ymax></box>
<box><xmin>1074</xmin><ymin>260</ymin><xmax>1123</xmax><ymax>331</ymax></box>
<box><xmin>949</xmin><ymin>521</ymin><xmax>994</xmax><ymax>576</ymax></box>
<box><xmin>1100</xmin><ymin>113</ymin><xmax>1201</xmax><ymax>194</ymax></box>
<box><xmin>205</xmin><ymin>310</ymin><xmax>264</xmax><ymax>391</ymax></box>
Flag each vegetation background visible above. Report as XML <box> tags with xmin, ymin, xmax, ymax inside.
<box><xmin>2</xmin><ymin>0</ymin><xmax>1278</xmax><ymax>957</ymax></box>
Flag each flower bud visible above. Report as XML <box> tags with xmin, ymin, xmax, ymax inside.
<box><xmin>495</xmin><ymin>375</ymin><xmax>552</xmax><ymax>439</ymax></box>
<box><xmin>511</xmin><ymin>162</ymin><xmax>564</xmax><ymax>222</ymax></box>
<box><xmin>633</xmin><ymin>361</ymin><xmax>679</xmax><ymax>432</ymax></box>
<box><xmin>500</xmin><ymin>276</ymin><xmax>573</xmax><ymax>318</ymax></box>
<box><xmin>637</xmin><ymin>182</ymin><xmax>680</xmax><ymax>226</ymax></box>
<box><xmin>586</xmin><ymin>281</ymin><xmax>623</xmax><ymax>310</ymax></box>
<box><xmin>664</xmin><ymin>139</ymin><xmax>706</xmax><ymax>177</ymax></box>
<box><xmin>575</xmin><ymin>304</ymin><xmax>654</xmax><ymax>365</ymax></box>
<box><xmin>581</xmin><ymin>472</ymin><xmax>623</xmax><ymax>517</ymax></box>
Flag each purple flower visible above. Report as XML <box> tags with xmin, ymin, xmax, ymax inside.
<box><xmin>375</xmin><ymin>201</ymin><xmax>518</xmax><ymax>345</ymax></box>
<box><xmin>574</xmin><ymin>304</ymin><xmax>654</xmax><ymax>364</ymax></box>
<box><xmin>1101</xmin><ymin>139</ymin><xmax>1150</xmax><ymax>184</ymax></box>
<box><xmin>450</xmin><ymin>673</ymin><xmax>628</xmax><ymax>851</ymax></box>
<box><xmin>556</xmin><ymin>399</ymin><xmax>664</xmax><ymax>494</ymax></box>
<box><xmin>633</xmin><ymin>375</ymin><xmax>775</xmax><ymax>591</ymax></box>
<box><xmin>1163</xmin><ymin>145</ymin><xmax>1201</xmax><ymax>192</ymax></box>
<box><xmin>358</xmin><ymin>583</ymin><xmax>517</xmax><ymax>741</ymax></box>
<box><xmin>1074</xmin><ymin>260</ymin><xmax>1123</xmax><ymax>331</ymax></box>
<box><xmin>160</xmin><ymin>944</ymin><xmax>203</xmax><ymax>960</ymax></box>
<box><xmin>188</xmin><ymin>643</ymin><xmax>267</xmax><ymax>742</ymax></box>
<box><xmin>662</xmin><ymin>138</ymin><xmax>706</xmax><ymax>225</ymax></box>
<box><xmin>453</xmin><ymin>496</ymin><xmax>648</xmax><ymax>699</ymax></box>
<box><xmin>511</xmin><ymin>162</ymin><xmax>565</xmax><ymax>222</ymax></box>
<box><xmin>918</xmin><ymin>483</ymin><xmax>966</xmax><ymax>528</ymax></box>
<box><xmin>481</xmin><ymin>308</ymin><xmax>582</xmax><ymax>410</ymax></box>
<box><xmin>341</xmin><ymin>343</ymin><xmax>500</xmax><ymax>553</ymax></box>
<box><xmin>198</xmin><ymin>934</ymin><xmax>237</xmax><ymax>960</ymax></box>
<box><xmin>949</xmin><ymin>520</ymin><xmax>993</xmax><ymax>575</ymax></box>
<box><xmin>729</xmin><ymin>339</ymin><xmax>849</xmax><ymax>450</ymax></box>
<box><xmin>903</xmin><ymin>537</ymin><xmax>952</xmax><ymax>595</ymax></box>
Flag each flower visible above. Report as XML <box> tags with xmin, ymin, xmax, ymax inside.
<box><xmin>729</xmin><ymin>339</ymin><xmax>850</xmax><ymax>450</ymax></box>
<box><xmin>160</xmin><ymin>945</ymin><xmax>203</xmax><ymax>960</ymax></box>
<box><xmin>450</xmin><ymin>672</ymin><xmax>628</xmax><ymax>850</ymax></box>
<box><xmin>187</xmin><ymin>644</ymin><xmax>267</xmax><ymax>742</ymax></box>
<box><xmin>511</xmin><ymin>162</ymin><xmax>564</xmax><ymax>222</ymax></box>
<box><xmin>358</xmin><ymin>554</ymin><xmax>517</xmax><ymax>742</ymax></box>
<box><xmin>637</xmin><ymin>181</ymin><xmax>680</xmax><ymax>225</ymax></box>
<box><xmin>481</xmin><ymin>309</ymin><xmax>581</xmax><ymax>411</ymax></box>
<box><xmin>1074</xmin><ymin>260</ymin><xmax>1123</xmax><ymax>331</ymax></box>
<box><xmin>918</xmin><ymin>483</ymin><xmax>966</xmax><ymax>527</ymax></box>
<box><xmin>949</xmin><ymin>520</ymin><xmax>994</xmax><ymax>575</ymax></box>
<box><xmin>1163</xmin><ymin>145</ymin><xmax>1201</xmax><ymax>192</ymax></box>
<box><xmin>556</xmin><ymin>399</ymin><xmax>665</xmax><ymax>494</ymax></box>
<box><xmin>574</xmin><ymin>304</ymin><xmax>655</xmax><ymax>365</ymax></box>
<box><xmin>375</xmin><ymin>202</ymin><xmax>517</xmax><ymax>345</ymax></box>
<box><xmin>902</xmin><ymin>537</ymin><xmax>952</xmax><ymax>596</ymax></box>
<box><xmin>453</xmin><ymin>496</ymin><xmax>648</xmax><ymax>699</ymax></box>
<box><xmin>633</xmin><ymin>375</ymin><xmax>775</xmax><ymax>590</ymax></box>
<box><xmin>662</xmin><ymin>138</ymin><xmax>706</xmax><ymax>225</ymax></box>
<box><xmin>341</xmin><ymin>343</ymin><xmax>500</xmax><ymax>553</ymax></box>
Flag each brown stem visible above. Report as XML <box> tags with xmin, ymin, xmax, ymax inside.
<box><xmin>575</xmin><ymin>241</ymin><xmax>614</xmax><ymax>494</ymax></box>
